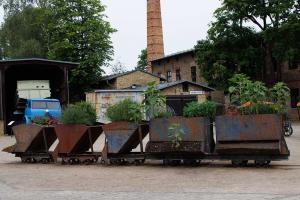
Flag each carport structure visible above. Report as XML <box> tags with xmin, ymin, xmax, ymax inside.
<box><xmin>0</xmin><ymin>58</ymin><xmax>78</xmax><ymax>134</ymax></box>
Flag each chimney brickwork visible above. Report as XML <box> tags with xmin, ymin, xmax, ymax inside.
<box><xmin>147</xmin><ymin>0</ymin><xmax>165</xmax><ymax>73</ymax></box>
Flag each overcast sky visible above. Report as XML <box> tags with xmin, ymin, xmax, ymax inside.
<box><xmin>0</xmin><ymin>0</ymin><xmax>222</xmax><ymax>74</ymax></box>
<box><xmin>101</xmin><ymin>0</ymin><xmax>221</xmax><ymax>74</ymax></box>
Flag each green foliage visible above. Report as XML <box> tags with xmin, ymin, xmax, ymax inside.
<box><xmin>183</xmin><ymin>101</ymin><xmax>217</xmax><ymax>119</ymax></box>
<box><xmin>153</xmin><ymin>111</ymin><xmax>172</xmax><ymax>119</ymax></box>
<box><xmin>143</xmin><ymin>82</ymin><xmax>166</xmax><ymax>119</ymax></box>
<box><xmin>195</xmin><ymin>0</ymin><xmax>299</xmax><ymax>89</ymax></box>
<box><xmin>47</xmin><ymin>0</ymin><xmax>116</xmax><ymax>100</ymax></box>
<box><xmin>270</xmin><ymin>82</ymin><xmax>290</xmax><ymax>106</ymax></box>
<box><xmin>229</xmin><ymin>74</ymin><xmax>268</xmax><ymax>105</ymax></box>
<box><xmin>168</xmin><ymin>123</ymin><xmax>185</xmax><ymax>149</ymax></box>
<box><xmin>62</xmin><ymin>102</ymin><xmax>97</xmax><ymax>125</ymax></box>
<box><xmin>0</xmin><ymin>5</ymin><xmax>49</xmax><ymax>59</ymax></box>
<box><xmin>106</xmin><ymin>99</ymin><xmax>143</xmax><ymax>123</ymax></box>
<box><xmin>228</xmin><ymin>74</ymin><xmax>290</xmax><ymax>115</ymax></box>
<box><xmin>136</xmin><ymin>48</ymin><xmax>147</xmax><ymax>71</ymax></box>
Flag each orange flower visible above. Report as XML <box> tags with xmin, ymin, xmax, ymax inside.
<box><xmin>242</xmin><ymin>101</ymin><xmax>252</xmax><ymax>108</ymax></box>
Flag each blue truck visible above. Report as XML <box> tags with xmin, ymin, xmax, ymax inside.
<box><xmin>24</xmin><ymin>98</ymin><xmax>62</xmax><ymax>124</ymax></box>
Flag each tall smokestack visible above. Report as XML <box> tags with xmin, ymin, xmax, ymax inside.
<box><xmin>147</xmin><ymin>0</ymin><xmax>165</xmax><ymax>73</ymax></box>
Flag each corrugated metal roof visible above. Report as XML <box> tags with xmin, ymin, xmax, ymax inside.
<box><xmin>0</xmin><ymin>58</ymin><xmax>79</xmax><ymax>66</ymax></box>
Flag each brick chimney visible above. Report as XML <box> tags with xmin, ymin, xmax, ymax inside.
<box><xmin>147</xmin><ymin>0</ymin><xmax>165</xmax><ymax>73</ymax></box>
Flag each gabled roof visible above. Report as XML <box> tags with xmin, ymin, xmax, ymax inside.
<box><xmin>0</xmin><ymin>58</ymin><xmax>79</xmax><ymax>67</ymax></box>
<box><xmin>101</xmin><ymin>69</ymin><xmax>166</xmax><ymax>82</ymax></box>
<box><xmin>91</xmin><ymin>80</ymin><xmax>215</xmax><ymax>93</ymax></box>
<box><xmin>151</xmin><ymin>49</ymin><xmax>195</xmax><ymax>62</ymax></box>
<box><xmin>156</xmin><ymin>80</ymin><xmax>215</xmax><ymax>91</ymax></box>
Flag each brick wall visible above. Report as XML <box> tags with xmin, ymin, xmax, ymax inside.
<box><xmin>151</xmin><ymin>52</ymin><xmax>205</xmax><ymax>83</ymax></box>
<box><xmin>115</xmin><ymin>71</ymin><xmax>161</xmax><ymax>89</ymax></box>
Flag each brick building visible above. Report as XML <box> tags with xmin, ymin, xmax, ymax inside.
<box><xmin>151</xmin><ymin>49</ymin><xmax>205</xmax><ymax>83</ymax></box>
<box><xmin>282</xmin><ymin>62</ymin><xmax>300</xmax><ymax>119</ymax></box>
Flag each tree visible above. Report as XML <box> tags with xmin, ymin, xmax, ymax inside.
<box><xmin>195</xmin><ymin>0</ymin><xmax>299</xmax><ymax>89</ymax></box>
<box><xmin>0</xmin><ymin>5</ymin><xmax>49</xmax><ymax>59</ymax></box>
<box><xmin>136</xmin><ymin>48</ymin><xmax>147</xmax><ymax>71</ymax></box>
<box><xmin>46</xmin><ymin>0</ymin><xmax>116</xmax><ymax>100</ymax></box>
<box><xmin>111</xmin><ymin>61</ymin><xmax>127</xmax><ymax>74</ymax></box>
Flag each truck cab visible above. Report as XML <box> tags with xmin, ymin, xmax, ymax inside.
<box><xmin>24</xmin><ymin>99</ymin><xmax>62</xmax><ymax>124</ymax></box>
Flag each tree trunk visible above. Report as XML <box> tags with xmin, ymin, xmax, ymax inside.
<box><xmin>263</xmin><ymin>42</ymin><xmax>278</xmax><ymax>86</ymax></box>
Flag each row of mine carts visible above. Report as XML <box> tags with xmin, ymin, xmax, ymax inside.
<box><xmin>3</xmin><ymin>114</ymin><xmax>290</xmax><ymax>167</ymax></box>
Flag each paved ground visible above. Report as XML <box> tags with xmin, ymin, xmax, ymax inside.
<box><xmin>0</xmin><ymin>124</ymin><xmax>300</xmax><ymax>200</ymax></box>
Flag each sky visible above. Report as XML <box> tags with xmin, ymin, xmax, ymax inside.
<box><xmin>101</xmin><ymin>0</ymin><xmax>221</xmax><ymax>74</ymax></box>
<box><xmin>0</xmin><ymin>0</ymin><xmax>222</xmax><ymax>74</ymax></box>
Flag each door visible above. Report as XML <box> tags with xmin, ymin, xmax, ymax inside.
<box><xmin>166</xmin><ymin>95</ymin><xmax>197</xmax><ymax>116</ymax></box>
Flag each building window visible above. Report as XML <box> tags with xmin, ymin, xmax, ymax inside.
<box><xmin>191</xmin><ymin>66</ymin><xmax>197</xmax><ymax>82</ymax></box>
<box><xmin>291</xmin><ymin>88</ymin><xmax>299</xmax><ymax>108</ymax></box>
<box><xmin>289</xmin><ymin>56</ymin><xmax>299</xmax><ymax>70</ymax></box>
<box><xmin>167</xmin><ymin>71</ymin><xmax>172</xmax><ymax>82</ymax></box>
<box><xmin>176</xmin><ymin>69</ymin><xmax>181</xmax><ymax>81</ymax></box>
<box><xmin>183</xmin><ymin>83</ymin><xmax>189</xmax><ymax>92</ymax></box>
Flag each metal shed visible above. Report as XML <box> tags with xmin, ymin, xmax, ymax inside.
<box><xmin>0</xmin><ymin>58</ymin><xmax>78</xmax><ymax>134</ymax></box>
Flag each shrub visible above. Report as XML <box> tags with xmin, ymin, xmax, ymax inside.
<box><xmin>154</xmin><ymin>111</ymin><xmax>172</xmax><ymax>119</ymax></box>
<box><xmin>143</xmin><ymin>82</ymin><xmax>166</xmax><ymax>119</ymax></box>
<box><xmin>183</xmin><ymin>101</ymin><xmax>217</xmax><ymax>118</ymax></box>
<box><xmin>228</xmin><ymin>74</ymin><xmax>290</xmax><ymax>115</ymax></box>
<box><xmin>62</xmin><ymin>102</ymin><xmax>97</xmax><ymax>125</ymax></box>
<box><xmin>106</xmin><ymin>99</ymin><xmax>143</xmax><ymax>123</ymax></box>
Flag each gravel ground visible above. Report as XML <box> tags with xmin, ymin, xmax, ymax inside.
<box><xmin>0</xmin><ymin>124</ymin><xmax>300</xmax><ymax>200</ymax></box>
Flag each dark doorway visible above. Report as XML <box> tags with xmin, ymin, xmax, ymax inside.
<box><xmin>166</xmin><ymin>95</ymin><xmax>197</xmax><ymax>116</ymax></box>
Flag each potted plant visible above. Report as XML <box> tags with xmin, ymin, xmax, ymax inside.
<box><xmin>145</xmin><ymin>82</ymin><xmax>217</xmax><ymax>163</ymax></box>
<box><xmin>102</xmin><ymin>99</ymin><xmax>149</xmax><ymax>163</ymax></box>
<box><xmin>54</xmin><ymin>102</ymin><xmax>103</xmax><ymax>163</ymax></box>
<box><xmin>215</xmin><ymin>74</ymin><xmax>290</xmax><ymax>165</ymax></box>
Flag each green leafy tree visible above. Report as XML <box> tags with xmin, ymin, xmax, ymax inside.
<box><xmin>46</xmin><ymin>0</ymin><xmax>116</xmax><ymax>100</ymax></box>
<box><xmin>136</xmin><ymin>48</ymin><xmax>147</xmax><ymax>71</ymax></box>
<box><xmin>0</xmin><ymin>5</ymin><xmax>49</xmax><ymax>59</ymax></box>
<box><xmin>196</xmin><ymin>0</ymin><xmax>299</xmax><ymax>89</ymax></box>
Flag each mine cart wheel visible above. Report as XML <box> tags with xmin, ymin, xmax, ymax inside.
<box><xmin>83</xmin><ymin>159</ymin><xmax>91</xmax><ymax>165</ymax></box>
<box><xmin>92</xmin><ymin>158</ymin><xmax>98</xmax><ymax>164</ymax></box>
<box><xmin>61</xmin><ymin>159</ymin><xmax>67</xmax><ymax>165</ymax></box>
<box><xmin>183</xmin><ymin>159</ymin><xmax>201</xmax><ymax>166</ymax></box>
<box><xmin>134</xmin><ymin>159</ymin><xmax>144</xmax><ymax>166</ymax></box>
<box><xmin>170</xmin><ymin>160</ymin><xmax>181</xmax><ymax>166</ymax></box>
<box><xmin>100</xmin><ymin>159</ymin><xmax>107</xmax><ymax>165</ymax></box>
<box><xmin>68</xmin><ymin>159</ymin><xmax>75</xmax><ymax>165</ymax></box>
<box><xmin>41</xmin><ymin>158</ymin><xmax>49</xmax><ymax>164</ymax></box>
<box><xmin>110</xmin><ymin>159</ymin><xmax>122</xmax><ymax>165</ymax></box>
<box><xmin>232</xmin><ymin>160</ymin><xmax>248</xmax><ymax>167</ymax></box>
<box><xmin>163</xmin><ymin>159</ymin><xmax>170</xmax><ymax>165</ymax></box>
<box><xmin>21</xmin><ymin>157</ymin><xmax>27</xmax><ymax>163</ymax></box>
<box><xmin>255</xmin><ymin>160</ymin><xmax>271</xmax><ymax>167</ymax></box>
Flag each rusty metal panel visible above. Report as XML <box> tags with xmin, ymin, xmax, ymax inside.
<box><xmin>215</xmin><ymin>114</ymin><xmax>290</xmax><ymax>155</ymax></box>
<box><xmin>55</xmin><ymin>125</ymin><xmax>102</xmax><ymax>154</ymax></box>
<box><xmin>147</xmin><ymin>117</ymin><xmax>214</xmax><ymax>154</ymax></box>
<box><xmin>149</xmin><ymin>117</ymin><xmax>210</xmax><ymax>142</ymax></box>
<box><xmin>103</xmin><ymin>122</ymin><xmax>149</xmax><ymax>154</ymax></box>
<box><xmin>13</xmin><ymin>124</ymin><xmax>56</xmax><ymax>153</ymax></box>
<box><xmin>216</xmin><ymin>114</ymin><xmax>282</xmax><ymax>142</ymax></box>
